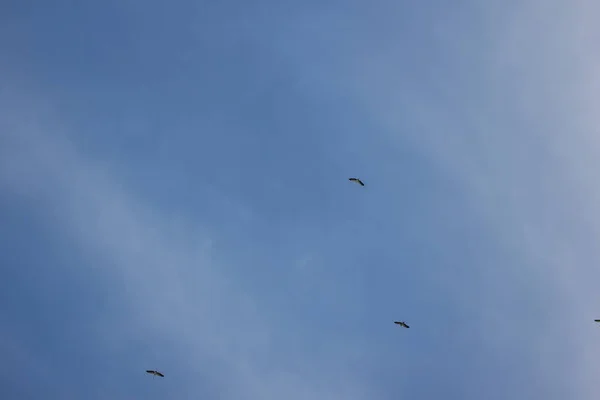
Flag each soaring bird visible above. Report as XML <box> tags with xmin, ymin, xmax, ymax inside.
<box><xmin>146</xmin><ymin>370</ymin><xmax>164</xmax><ymax>377</ymax></box>
<box><xmin>349</xmin><ymin>178</ymin><xmax>365</xmax><ymax>186</ymax></box>
<box><xmin>394</xmin><ymin>321</ymin><xmax>410</xmax><ymax>328</ymax></box>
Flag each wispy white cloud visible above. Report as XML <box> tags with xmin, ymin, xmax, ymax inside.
<box><xmin>0</xmin><ymin>93</ymin><xmax>375</xmax><ymax>399</ymax></box>
<box><xmin>312</xmin><ymin>1</ymin><xmax>600</xmax><ymax>398</ymax></box>
<box><xmin>5</xmin><ymin>1</ymin><xmax>600</xmax><ymax>399</ymax></box>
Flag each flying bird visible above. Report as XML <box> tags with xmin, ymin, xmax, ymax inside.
<box><xmin>146</xmin><ymin>370</ymin><xmax>164</xmax><ymax>377</ymax></box>
<box><xmin>349</xmin><ymin>178</ymin><xmax>364</xmax><ymax>186</ymax></box>
<box><xmin>394</xmin><ymin>321</ymin><xmax>410</xmax><ymax>328</ymax></box>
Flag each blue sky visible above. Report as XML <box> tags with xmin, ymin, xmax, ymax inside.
<box><xmin>2</xmin><ymin>0</ymin><xmax>600</xmax><ymax>399</ymax></box>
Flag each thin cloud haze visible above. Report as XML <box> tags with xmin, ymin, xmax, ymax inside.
<box><xmin>2</xmin><ymin>1</ymin><xmax>600</xmax><ymax>400</ymax></box>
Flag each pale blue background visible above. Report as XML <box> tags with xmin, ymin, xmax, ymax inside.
<box><xmin>2</xmin><ymin>1</ymin><xmax>600</xmax><ymax>399</ymax></box>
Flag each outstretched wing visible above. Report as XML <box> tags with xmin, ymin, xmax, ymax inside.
<box><xmin>156</xmin><ymin>372</ymin><xmax>165</xmax><ymax>377</ymax></box>
<box><xmin>146</xmin><ymin>370</ymin><xmax>156</xmax><ymax>374</ymax></box>
<box><xmin>595</xmin><ymin>319</ymin><xmax>600</xmax><ymax>322</ymax></box>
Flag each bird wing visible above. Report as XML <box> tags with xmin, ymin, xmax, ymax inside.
<box><xmin>357</xmin><ymin>179</ymin><xmax>364</xmax><ymax>186</ymax></box>
<box><xmin>156</xmin><ymin>372</ymin><xmax>164</xmax><ymax>377</ymax></box>
<box><xmin>595</xmin><ymin>319</ymin><xmax>600</xmax><ymax>322</ymax></box>
<box><xmin>146</xmin><ymin>370</ymin><xmax>155</xmax><ymax>374</ymax></box>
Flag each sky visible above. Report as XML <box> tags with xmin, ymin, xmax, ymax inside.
<box><xmin>2</xmin><ymin>0</ymin><xmax>600</xmax><ymax>399</ymax></box>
